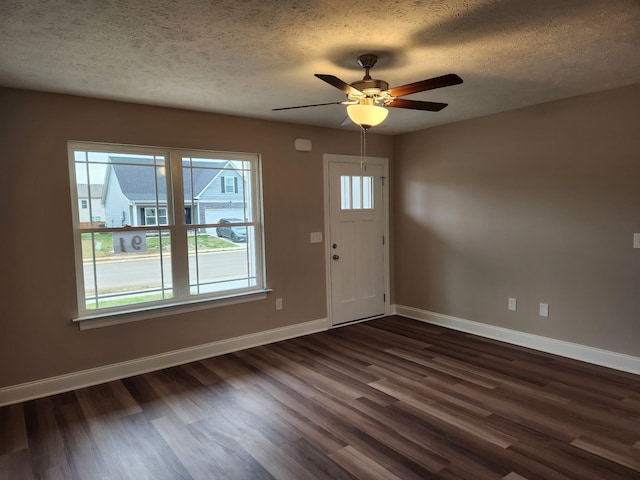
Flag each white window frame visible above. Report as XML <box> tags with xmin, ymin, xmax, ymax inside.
<box><xmin>68</xmin><ymin>141</ymin><xmax>267</xmax><ymax>329</ymax></box>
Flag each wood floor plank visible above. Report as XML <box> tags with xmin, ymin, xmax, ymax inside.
<box><xmin>324</xmin><ymin>395</ymin><xmax>452</xmax><ymax>474</ymax></box>
<box><xmin>306</xmin><ymin>387</ymin><xmax>445</xmax><ymax>478</ymax></box>
<box><xmin>54</xmin><ymin>399</ymin><xmax>111</xmax><ymax>479</ymax></box>
<box><xmin>450</xmin><ymin>381</ymin><xmax>584</xmax><ymax>442</ymax></box>
<box><xmin>2</xmin><ymin>316</ymin><xmax>639</xmax><ymax>479</ymax></box>
<box><xmin>386</xmin><ymin>347</ymin><xmax>500</xmax><ymax>388</ymax></box>
<box><xmin>0</xmin><ymin>403</ymin><xmax>28</xmax><ymax>455</ymax></box>
<box><xmin>152</xmin><ymin>414</ymin><xmax>272</xmax><ymax>479</ymax></box>
<box><xmin>120</xmin><ymin>373</ymin><xmax>180</xmax><ymax>422</ymax></box>
<box><xmin>246</xmin><ymin>383</ymin><xmax>348</xmax><ymax>455</ymax></box>
<box><xmin>142</xmin><ymin>369</ymin><xmax>219</xmax><ymax>425</ymax></box>
<box><xmin>506</xmin><ymin>433</ymin><xmax>637</xmax><ymax>480</ymax></box>
<box><xmin>571</xmin><ymin>435</ymin><xmax>640</xmax><ymax>472</ymax></box>
<box><xmin>236</xmin><ymin>429</ymin><xmax>312</xmax><ymax>480</ymax></box>
<box><xmin>328</xmin><ymin>445</ymin><xmax>405</xmax><ymax>480</ymax></box>
<box><xmin>393</xmin><ymin>401</ymin><xmax>575</xmax><ymax>480</ymax></box>
<box><xmin>278</xmin><ymin>437</ymin><xmax>356</xmax><ymax>480</ymax></box>
<box><xmin>22</xmin><ymin>397</ymin><xmax>69</xmax><ymax>478</ymax></box>
<box><xmin>370</xmin><ymin>378</ymin><xmax>518</xmax><ymax>449</ymax></box>
<box><xmin>0</xmin><ymin>449</ymin><xmax>34</xmax><ymax>480</ymax></box>
<box><xmin>199</xmin><ymin>354</ymin><xmax>259</xmax><ymax>390</ymax></box>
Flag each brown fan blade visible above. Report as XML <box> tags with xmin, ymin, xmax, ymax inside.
<box><xmin>272</xmin><ymin>101</ymin><xmax>346</xmax><ymax>111</ymax></box>
<box><xmin>315</xmin><ymin>74</ymin><xmax>362</xmax><ymax>96</ymax></box>
<box><xmin>387</xmin><ymin>73</ymin><xmax>463</xmax><ymax>97</ymax></box>
<box><xmin>387</xmin><ymin>98</ymin><xmax>448</xmax><ymax>111</ymax></box>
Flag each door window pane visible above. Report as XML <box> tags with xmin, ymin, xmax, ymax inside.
<box><xmin>340</xmin><ymin>175</ymin><xmax>374</xmax><ymax>210</ymax></box>
<box><xmin>362</xmin><ymin>176</ymin><xmax>373</xmax><ymax>209</ymax></box>
<box><xmin>340</xmin><ymin>175</ymin><xmax>351</xmax><ymax>210</ymax></box>
<box><xmin>352</xmin><ymin>176</ymin><xmax>362</xmax><ymax>209</ymax></box>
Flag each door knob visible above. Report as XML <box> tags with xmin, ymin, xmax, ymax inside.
<box><xmin>332</xmin><ymin>254</ymin><xmax>340</xmax><ymax>260</ymax></box>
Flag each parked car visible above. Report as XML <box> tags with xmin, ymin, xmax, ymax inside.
<box><xmin>216</xmin><ymin>218</ymin><xmax>247</xmax><ymax>242</ymax></box>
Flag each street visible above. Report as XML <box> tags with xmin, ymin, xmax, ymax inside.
<box><xmin>84</xmin><ymin>249</ymin><xmax>249</xmax><ymax>293</ymax></box>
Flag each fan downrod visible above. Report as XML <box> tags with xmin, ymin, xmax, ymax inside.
<box><xmin>357</xmin><ymin>54</ymin><xmax>378</xmax><ymax>80</ymax></box>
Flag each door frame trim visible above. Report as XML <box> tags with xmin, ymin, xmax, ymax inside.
<box><xmin>323</xmin><ymin>153</ymin><xmax>390</xmax><ymax>327</ymax></box>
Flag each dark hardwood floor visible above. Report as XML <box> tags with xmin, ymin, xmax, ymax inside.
<box><xmin>1</xmin><ymin>316</ymin><xmax>639</xmax><ymax>479</ymax></box>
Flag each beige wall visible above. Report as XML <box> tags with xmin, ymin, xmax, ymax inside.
<box><xmin>394</xmin><ymin>83</ymin><xmax>640</xmax><ymax>357</ymax></box>
<box><xmin>0</xmin><ymin>88</ymin><xmax>394</xmax><ymax>388</ymax></box>
<box><xmin>2</xmin><ymin>83</ymin><xmax>638</xmax><ymax>389</ymax></box>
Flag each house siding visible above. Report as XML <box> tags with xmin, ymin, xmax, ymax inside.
<box><xmin>197</xmin><ymin>169</ymin><xmax>246</xmax><ymax>226</ymax></box>
<box><xmin>104</xmin><ymin>167</ymin><xmax>133</xmax><ymax>227</ymax></box>
<box><xmin>198</xmin><ymin>169</ymin><xmax>245</xmax><ymax>202</ymax></box>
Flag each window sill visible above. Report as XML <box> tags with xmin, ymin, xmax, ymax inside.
<box><xmin>73</xmin><ymin>289</ymin><xmax>272</xmax><ymax>331</ymax></box>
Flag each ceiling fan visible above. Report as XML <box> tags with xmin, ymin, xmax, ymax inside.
<box><xmin>273</xmin><ymin>54</ymin><xmax>463</xmax><ymax>129</ymax></box>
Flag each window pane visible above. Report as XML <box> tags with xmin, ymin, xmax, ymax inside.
<box><xmin>188</xmin><ymin>226</ymin><xmax>257</xmax><ymax>295</ymax></box>
<box><xmin>362</xmin><ymin>176</ymin><xmax>373</xmax><ymax>209</ymax></box>
<box><xmin>341</xmin><ymin>175</ymin><xmax>351</xmax><ymax>210</ymax></box>
<box><xmin>158</xmin><ymin>208</ymin><xmax>168</xmax><ymax>225</ymax></box>
<box><xmin>71</xmin><ymin>143</ymin><xmax>264</xmax><ymax>317</ymax></box>
<box><xmin>352</xmin><ymin>176</ymin><xmax>362</xmax><ymax>209</ymax></box>
<box><xmin>224</xmin><ymin>176</ymin><xmax>235</xmax><ymax>193</ymax></box>
<box><xmin>183</xmin><ymin>157</ymin><xmax>250</xmax><ymax>229</ymax></box>
<box><xmin>82</xmin><ymin>230</ymin><xmax>173</xmax><ymax>310</ymax></box>
<box><xmin>145</xmin><ymin>208</ymin><xmax>157</xmax><ymax>226</ymax></box>
<box><xmin>75</xmin><ymin>161</ymin><xmax>105</xmax><ymax>228</ymax></box>
<box><xmin>109</xmin><ymin>156</ymin><xmax>165</xmax><ymax>227</ymax></box>
<box><xmin>237</xmin><ymin>160</ymin><xmax>253</xmax><ymax>222</ymax></box>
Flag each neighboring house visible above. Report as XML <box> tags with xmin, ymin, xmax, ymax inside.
<box><xmin>77</xmin><ymin>184</ymin><xmax>106</xmax><ymax>228</ymax></box>
<box><xmin>102</xmin><ymin>157</ymin><xmax>246</xmax><ymax>230</ymax></box>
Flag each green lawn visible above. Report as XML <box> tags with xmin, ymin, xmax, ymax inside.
<box><xmin>86</xmin><ymin>293</ymin><xmax>172</xmax><ymax>309</ymax></box>
<box><xmin>81</xmin><ymin>232</ymin><xmax>237</xmax><ymax>259</ymax></box>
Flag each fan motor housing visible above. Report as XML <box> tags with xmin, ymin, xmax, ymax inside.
<box><xmin>350</xmin><ymin>78</ymin><xmax>389</xmax><ymax>96</ymax></box>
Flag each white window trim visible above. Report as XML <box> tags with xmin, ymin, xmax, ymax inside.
<box><xmin>68</xmin><ymin>141</ymin><xmax>266</xmax><ymax>327</ymax></box>
<box><xmin>73</xmin><ymin>289</ymin><xmax>271</xmax><ymax>330</ymax></box>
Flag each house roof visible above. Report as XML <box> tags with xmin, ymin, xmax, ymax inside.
<box><xmin>108</xmin><ymin>157</ymin><xmax>231</xmax><ymax>201</ymax></box>
<box><xmin>77</xmin><ymin>184</ymin><xmax>104</xmax><ymax>199</ymax></box>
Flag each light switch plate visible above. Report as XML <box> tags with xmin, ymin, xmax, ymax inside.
<box><xmin>310</xmin><ymin>232</ymin><xmax>323</xmax><ymax>243</ymax></box>
<box><xmin>508</xmin><ymin>298</ymin><xmax>517</xmax><ymax>311</ymax></box>
<box><xmin>634</xmin><ymin>233</ymin><xmax>640</xmax><ymax>248</ymax></box>
<box><xmin>539</xmin><ymin>303</ymin><xmax>549</xmax><ymax>317</ymax></box>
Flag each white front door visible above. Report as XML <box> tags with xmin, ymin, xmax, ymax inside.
<box><xmin>327</xmin><ymin>159</ymin><xmax>386</xmax><ymax>325</ymax></box>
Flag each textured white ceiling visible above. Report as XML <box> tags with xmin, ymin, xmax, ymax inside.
<box><xmin>1</xmin><ymin>0</ymin><xmax>639</xmax><ymax>134</ymax></box>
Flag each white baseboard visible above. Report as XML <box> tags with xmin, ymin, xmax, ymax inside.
<box><xmin>0</xmin><ymin>318</ymin><xmax>328</xmax><ymax>407</ymax></box>
<box><xmin>392</xmin><ymin>305</ymin><xmax>640</xmax><ymax>376</ymax></box>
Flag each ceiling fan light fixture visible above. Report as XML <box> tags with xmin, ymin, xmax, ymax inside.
<box><xmin>347</xmin><ymin>104</ymin><xmax>388</xmax><ymax>128</ymax></box>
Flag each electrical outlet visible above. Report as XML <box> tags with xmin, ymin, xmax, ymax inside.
<box><xmin>275</xmin><ymin>298</ymin><xmax>283</xmax><ymax>310</ymax></box>
<box><xmin>508</xmin><ymin>298</ymin><xmax>517</xmax><ymax>311</ymax></box>
<box><xmin>539</xmin><ymin>303</ymin><xmax>549</xmax><ymax>317</ymax></box>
